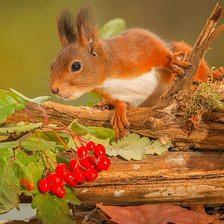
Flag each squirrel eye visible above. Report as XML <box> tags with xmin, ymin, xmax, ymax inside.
<box><xmin>71</xmin><ymin>61</ymin><xmax>81</xmax><ymax>72</ymax></box>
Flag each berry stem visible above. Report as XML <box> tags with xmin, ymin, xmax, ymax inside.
<box><xmin>38</xmin><ymin>104</ymin><xmax>49</xmax><ymax>125</ymax></box>
<box><xmin>54</xmin><ymin>130</ymin><xmax>70</xmax><ymax>150</ymax></box>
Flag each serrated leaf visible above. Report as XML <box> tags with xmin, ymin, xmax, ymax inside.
<box><xmin>69</xmin><ymin>120</ymin><xmax>115</xmax><ymax>140</ymax></box>
<box><xmin>0</xmin><ymin>141</ymin><xmax>19</xmax><ymax>150</ymax></box>
<box><xmin>22</xmin><ymin>138</ymin><xmax>56</xmax><ymax>152</ymax></box>
<box><xmin>67</xmin><ymin>137</ymin><xmax>79</xmax><ymax>150</ymax></box>
<box><xmin>0</xmin><ymin>147</ymin><xmax>13</xmax><ymax>160</ymax></box>
<box><xmin>13</xmin><ymin>159</ymin><xmax>34</xmax><ymax>192</ymax></box>
<box><xmin>0</xmin><ymin>122</ymin><xmax>43</xmax><ymax>134</ymax></box>
<box><xmin>0</xmin><ymin>149</ymin><xmax>21</xmax><ymax>213</ymax></box>
<box><xmin>63</xmin><ymin>187</ymin><xmax>80</xmax><ymax>206</ymax></box>
<box><xmin>0</xmin><ymin>99</ymin><xmax>15</xmax><ymax>123</ymax></box>
<box><xmin>69</xmin><ymin>120</ymin><xmax>88</xmax><ymax>136</ymax></box>
<box><xmin>100</xmin><ymin>18</ymin><xmax>126</xmax><ymax>39</ymax></box>
<box><xmin>145</xmin><ymin>140</ymin><xmax>172</xmax><ymax>155</ymax></box>
<box><xmin>10</xmin><ymin>88</ymin><xmax>50</xmax><ymax>104</ymax></box>
<box><xmin>32</xmin><ymin>193</ymin><xmax>75</xmax><ymax>224</ymax></box>
<box><xmin>107</xmin><ymin>134</ymin><xmax>170</xmax><ymax>160</ymax></box>
<box><xmin>33</xmin><ymin>130</ymin><xmax>62</xmax><ymax>144</ymax></box>
<box><xmin>26</xmin><ymin>161</ymin><xmax>45</xmax><ymax>194</ymax></box>
<box><xmin>84</xmin><ymin>133</ymin><xmax>111</xmax><ymax>146</ymax></box>
<box><xmin>0</xmin><ymin>90</ymin><xmax>26</xmax><ymax>123</ymax></box>
<box><xmin>15</xmin><ymin>150</ymin><xmax>40</xmax><ymax>166</ymax></box>
<box><xmin>88</xmin><ymin>127</ymin><xmax>115</xmax><ymax>139</ymax></box>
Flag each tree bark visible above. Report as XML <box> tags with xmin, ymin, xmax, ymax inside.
<box><xmin>74</xmin><ymin>151</ymin><xmax>224</xmax><ymax>206</ymax></box>
<box><xmin>6</xmin><ymin>101</ymin><xmax>224</xmax><ymax>150</ymax></box>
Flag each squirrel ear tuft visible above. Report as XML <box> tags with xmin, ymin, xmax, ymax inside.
<box><xmin>57</xmin><ymin>10</ymin><xmax>77</xmax><ymax>47</ymax></box>
<box><xmin>76</xmin><ymin>7</ymin><xmax>99</xmax><ymax>48</ymax></box>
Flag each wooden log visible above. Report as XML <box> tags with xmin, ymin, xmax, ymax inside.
<box><xmin>74</xmin><ymin>151</ymin><xmax>224</xmax><ymax>206</ymax></box>
<box><xmin>6</xmin><ymin>102</ymin><xmax>224</xmax><ymax>150</ymax></box>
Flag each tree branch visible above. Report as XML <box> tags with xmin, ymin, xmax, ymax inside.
<box><xmin>158</xmin><ymin>3</ymin><xmax>224</xmax><ymax>108</ymax></box>
<box><xmin>5</xmin><ymin>102</ymin><xmax>224</xmax><ymax>150</ymax></box>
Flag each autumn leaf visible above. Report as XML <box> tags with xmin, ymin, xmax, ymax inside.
<box><xmin>97</xmin><ymin>203</ymin><xmax>221</xmax><ymax>224</ymax></box>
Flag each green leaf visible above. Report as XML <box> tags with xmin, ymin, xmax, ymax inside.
<box><xmin>84</xmin><ymin>133</ymin><xmax>111</xmax><ymax>146</ymax></box>
<box><xmin>22</xmin><ymin>138</ymin><xmax>56</xmax><ymax>152</ymax></box>
<box><xmin>0</xmin><ymin>141</ymin><xmax>19</xmax><ymax>150</ymax></box>
<box><xmin>32</xmin><ymin>193</ymin><xmax>75</xmax><ymax>224</ymax></box>
<box><xmin>15</xmin><ymin>150</ymin><xmax>40</xmax><ymax>166</ymax></box>
<box><xmin>0</xmin><ymin>147</ymin><xmax>13</xmax><ymax>160</ymax></box>
<box><xmin>0</xmin><ymin>122</ymin><xmax>43</xmax><ymax>134</ymax></box>
<box><xmin>10</xmin><ymin>88</ymin><xmax>50</xmax><ymax>104</ymax></box>
<box><xmin>63</xmin><ymin>187</ymin><xmax>80</xmax><ymax>206</ymax></box>
<box><xmin>69</xmin><ymin>120</ymin><xmax>115</xmax><ymax>140</ymax></box>
<box><xmin>0</xmin><ymin>99</ymin><xmax>15</xmax><ymax>123</ymax></box>
<box><xmin>100</xmin><ymin>18</ymin><xmax>126</xmax><ymax>39</ymax></box>
<box><xmin>107</xmin><ymin>134</ymin><xmax>170</xmax><ymax>160</ymax></box>
<box><xmin>0</xmin><ymin>90</ymin><xmax>26</xmax><ymax>123</ymax></box>
<box><xmin>69</xmin><ymin>120</ymin><xmax>88</xmax><ymax>136</ymax></box>
<box><xmin>0</xmin><ymin>149</ymin><xmax>21</xmax><ymax>213</ymax></box>
<box><xmin>13</xmin><ymin>159</ymin><xmax>34</xmax><ymax>192</ymax></box>
<box><xmin>88</xmin><ymin>127</ymin><xmax>115</xmax><ymax>139</ymax></box>
<box><xmin>87</xmin><ymin>92</ymin><xmax>102</xmax><ymax>107</ymax></box>
<box><xmin>26</xmin><ymin>161</ymin><xmax>45</xmax><ymax>194</ymax></box>
<box><xmin>145</xmin><ymin>140</ymin><xmax>172</xmax><ymax>155</ymax></box>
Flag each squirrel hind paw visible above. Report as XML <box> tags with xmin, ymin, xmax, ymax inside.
<box><xmin>168</xmin><ymin>52</ymin><xmax>191</xmax><ymax>76</ymax></box>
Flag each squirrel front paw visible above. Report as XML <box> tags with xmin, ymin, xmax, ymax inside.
<box><xmin>111</xmin><ymin>101</ymin><xmax>130</xmax><ymax>139</ymax></box>
<box><xmin>168</xmin><ymin>52</ymin><xmax>191</xmax><ymax>76</ymax></box>
<box><xmin>93</xmin><ymin>100</ymin><xmax>114</xmax><ymax>111</ymax></box>
<box><xmin>212</xmin><ymin>66</ymin><xmax>224</xmax><ymax>81</ymax></box>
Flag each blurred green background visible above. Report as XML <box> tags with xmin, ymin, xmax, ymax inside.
<box><xmin>0</xmin><ymin>0</ymin><xmax>223</xmax><ymax>105</ymax></box>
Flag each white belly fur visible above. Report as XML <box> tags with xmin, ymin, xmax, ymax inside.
<box><xmin>100</xmin><ymin>69</ymin><xmax>158</xmax><ymax>106</ymax></box>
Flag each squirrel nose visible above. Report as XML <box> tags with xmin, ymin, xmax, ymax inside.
<box><xmin>51</xmin><ymin>86</ymin><xmax>59</xmax><ymax>95</ymax></box>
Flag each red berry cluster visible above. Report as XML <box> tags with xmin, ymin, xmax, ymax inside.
<box><xmin>38</xmin><ymin>141</ymin><xmax>111</xmax><ymax>198</ymax></box>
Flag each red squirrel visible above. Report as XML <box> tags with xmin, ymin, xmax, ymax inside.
<box><xmin>50</xmin><ymin>8</ymin><xmax>224</xmax><ymax>139</ymax></box>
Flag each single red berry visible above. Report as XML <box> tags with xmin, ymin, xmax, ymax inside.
<box><xmin>64</xmin><ymin>171</ymin><xmax>74</xmax><ymax>182</ymax></box>
<box><xmin>94</xmin><ymin>144</ymin><xmax>106</xmax><ymax>157</ymax></box>
<box><xmin>86</xmin><ymin>141</ymin><xmax>96</xmax><ymax>151</ymax></box>
<box><xmin>56</xmin><ymin>163</ymin><xmax>69</xmax><ymax>177</ymax></box>
<box><xmin>64</xmin><ymin>171</ymin><xmax>77</xmax><ymax>186</ymax></box>
<box><xmin>96</xmin><ymin>156</ymin><xmax>111</xmax><ymax>171</ymax></box>
<box><xmin>38</xmin><ymin>178</ymin><xmax>51</xmax><ymax>193</ymax></box>
<box><xmin>79</xmin><ymin>156</ymin><xmax>92</xmax><ymax>170</ymax></box>
<box><xmin>51</xmin><ymin>184</ymin><xmax>66</xmax><ymax>198</ymax></box>
<box><xmin>89</xmin><ymin>155</ymin><xmax>98</xmax><ymax>165</ymax></box>
<box><xmin>77</xmin><ymin>146</ymin><xmax>88</xmax><ymax>158</ymax></box>
<box><xmin>47</xmin><ymin>172</ymin><xmax>64</xmax><ymax>185</ymax></box>
<box><xmin>73</xmin><ymin>170</ymin><xmax>85</xmax><ymax>183</ymax></box>
<box><xmin>68</xmin><ymin>178</ymin><xmax>77</xmax><ymax>187</ymax></box>
<box><xmin>69</xmin><ymin>159</ymin><xmax>78</xmax><ymax>171</ymax></box>
<box><xmin>84</xmin><ymin>168</ymin><xmax>98</xmax><ymax>182</ymax></box>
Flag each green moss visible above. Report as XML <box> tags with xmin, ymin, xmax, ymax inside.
<box><xmin>176</xmin><ymin>78</ymin><xmax>224</xmax><ymax>118</ymax></box>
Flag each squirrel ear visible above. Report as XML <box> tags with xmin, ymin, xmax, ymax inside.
<box><xmin>76</xmin><ymin>7</ymin><xmax>99</xmax><ymax>49</ymax></box>
<box><xmin>57</xmin><ymin>10</ymin><xmax>77</xmax><ymax>47</ymax></box>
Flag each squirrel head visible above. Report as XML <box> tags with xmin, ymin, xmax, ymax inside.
<box><xmin>51</xmin><ymin>7</ymin><xmax>107</xmax><ymax>100</ymax></box>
